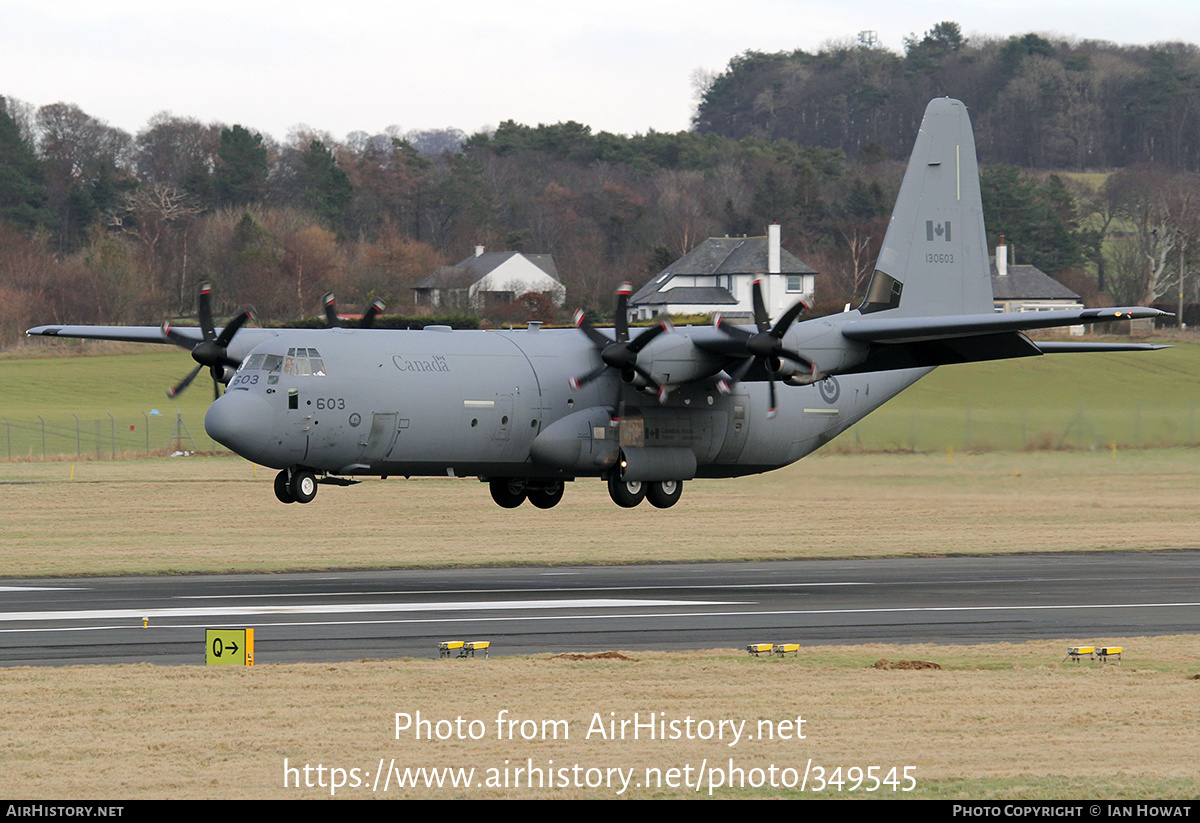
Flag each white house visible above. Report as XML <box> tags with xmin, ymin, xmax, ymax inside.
<box><xmin>628</xmin><ymin>225</ymin><xmax>816</xmax><ymax>322</ymax></box>
<box><xmin>990</xmin><ymin>238</ymin><xmax>1082</xmax><ymax>313</ymax></box>
<box><xmin>413</xmin><ymin>246</ymin><xmax>564</xmax><ymax>310</ymax></box>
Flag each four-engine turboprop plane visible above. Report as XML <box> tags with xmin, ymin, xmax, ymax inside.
<box><xmin>27</xmin><ymin>99</ymin><xmax>1167</xmax><ymax>509</ymax></box>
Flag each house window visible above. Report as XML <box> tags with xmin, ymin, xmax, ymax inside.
<box><xmin>786</xmin><ymin>275</ymin><xmax>804</xmax><ymax>293</ymax></box>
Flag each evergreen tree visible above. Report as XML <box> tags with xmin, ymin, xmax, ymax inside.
<box><xmin>214</xmin><ymin>125</ymin><xmax>268</xmax><ymax>207</ymax></box>
<box><xmin>0</xmin><ymin>102</ymin><xmax>50</xmax><ymax>231</ymax></box>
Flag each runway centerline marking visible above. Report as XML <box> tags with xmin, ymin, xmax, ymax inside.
<box><xmin>172</xmin><ymin>582</ymin><xmax>868</xmax><ymax>600</ymax></box>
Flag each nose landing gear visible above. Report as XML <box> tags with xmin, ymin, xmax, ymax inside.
<box><xmin>274</xmin><ymin>467</ymin><xmax>318</xmax><ymax>504</ymax></box>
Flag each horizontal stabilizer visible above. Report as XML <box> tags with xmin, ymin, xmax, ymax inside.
<box><xmin>841</xmin><ymin>307</ymin><xmax>1169</xmax><ymax>345</ymax></box>
<box><xmin>1034</xmin><ymin>341</ymin><xmax>1171</xmax><ymax>353</ymax></box>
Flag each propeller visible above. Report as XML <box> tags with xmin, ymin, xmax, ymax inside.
<box><xmin>162</xmin><ymin>282</ymin><xmax>255</xmax><ymax>399</ymax></box>
<box><xmin>322</xmin><ymin>293</ymin><xmax>386</xmax><ymax>329</ymax></box>
<box><xmin>714</xmin><ymin>278</ymin><xmax>816</xmax><ymax>418</ymax></box>
<box><xmin>569</xmin><ymin>283</ymin><xmax>672</xmax><ymax>417</ymax></box>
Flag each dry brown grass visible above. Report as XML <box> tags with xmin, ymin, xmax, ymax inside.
<box><xmin>0</xmin><ymin>449</ymin><xmax>1196</xmax><ymax>577</ymax></box>
<box><xmin>3</xmin><ymin>450</ymin><xmax>1198</xmax><ymax>800</ymax></box>
<box><xmin>1</xmin><ymin>639</ymin><xmax>1198</xmax><ymax>799</ymax></box>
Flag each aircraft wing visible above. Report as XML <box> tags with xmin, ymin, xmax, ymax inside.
<box><xmin>27</xmin><ymin>324</ymin><xmax>281</xmax><ymax>348</ymax></box>
<box><xmin>840</xmin><ymin>307</ymin><xmax>1169</xmax><ymax>344</ymax></box>
<box><xmin>27</xmin><ymin>324</ymin><xmax>180</xmax><ymax>344</ymax></box>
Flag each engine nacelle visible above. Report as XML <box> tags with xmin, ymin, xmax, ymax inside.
<box><xmin>774</xmin><ymin>356</ymin><xmax>821</xmax><ymax>386</ymax></box>
<box><xmin>622</xmin><ymin>370</ymin><xmax>653</xmax><ymax>390</ymax></box>
<box><xmin>636</xmin><ymin>335</ymin><xmax>727</xmax><ymax>388</ymax></box>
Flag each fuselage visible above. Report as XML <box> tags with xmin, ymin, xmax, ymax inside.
<box><xmin>204</xmin><ymin>324</ymin><xmax>929</xmax><ymax>481</ymax></box>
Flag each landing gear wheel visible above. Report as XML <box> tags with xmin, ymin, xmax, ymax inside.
<box><xmin>274</xmin><ymin>470</ymin><xmax>295</xmax><ymax>504</ymax></box>
<box><xmin>527</xmin><ymin>482</ymin><xmax>564</xmax><ymax>509</ymax></box>
<box><xmin>289</xmin><ymin>469</ymin><xmax>318</xmax><ymax>504</ymax></box>
<box><xmin>608</xmin><ymin>476</ymin><xmax>646</xmax><ymax>508</ymax></box>
<box><xmin>489</xmin><ymin>478</ymin><xmax>527</xmax><ymax>508</ymax></box>
<box><xmin>647</xmin><ymin>479</ymin><xmax>683</xmax><ymax>509</ymax></box>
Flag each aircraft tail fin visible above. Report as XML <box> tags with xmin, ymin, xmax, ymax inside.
<box><xmin>860</xmin><ymin>98</ymin><xmax>993</xmax><ymax>318</ymax></box>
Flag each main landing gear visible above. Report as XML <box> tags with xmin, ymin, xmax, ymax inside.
<box><xmin>488</xmin><ymin>478</ymin><xmax>566</xmax><ymax>509</ymax></box>
<box><xmin>607</xmin><ymin>477</ymin><xmax>683</xmax><ymax>509</ymax></box>
<box><xmin>274</xmin><ymin>467</ymin><xmax>317</xmax><ymax>504</ymax></box>
<box><xmin>486</xmin><ymin>476</ymin><xmax>683</xmax><ymax>509</ymax></box>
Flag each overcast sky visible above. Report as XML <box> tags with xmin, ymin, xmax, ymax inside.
<box><xmin>3</xmin><ymin>0</ymin><xmax>1197</xmax><ymax>143</ymax></box>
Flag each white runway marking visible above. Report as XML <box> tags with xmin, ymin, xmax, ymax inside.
<box><xmin>1</xmin><ymin>599</ymin><xmax>1198</xmax><ymax>635</ymax></box>
<box><xmin>0</xmin><ymin>598</ymin><xmax>733</xmax><ymax>624</ymax></box>
<box><xmin>175</xmin><ymin>582</ymin><xmax>867</xmax><ymax>600</ymax></box>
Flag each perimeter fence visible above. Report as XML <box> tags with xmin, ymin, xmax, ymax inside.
<box><xmin>839</xmin><ymin>401</ymin><xmax>1200</xmax><ymax>453</ymax></box>
<box><xmin>0</xmin><ymin>411</ymin><xmax>222</xmax><ymax>460</ymax></box>
<box><xmin>1</xmin><ymin>401</ymin><xmax>1198</xmax><ymax>461</ymax></box>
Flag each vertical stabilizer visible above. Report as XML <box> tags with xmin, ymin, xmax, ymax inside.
<box><xmin>861</xmin><ymin>98</ymin><xmax>992</xmax><ymax>317</ymax></box>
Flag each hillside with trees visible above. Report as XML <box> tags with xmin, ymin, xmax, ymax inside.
<box><xmin>2</xmin><ymin>22</ymin><xmax>1199</xmax><ymax>348</ymax></box>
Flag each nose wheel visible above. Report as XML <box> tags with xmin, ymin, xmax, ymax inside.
<box><xmin>275</xmin><ymin>468</ymin><xmax>318</xmax><ymax>504</ymax></box>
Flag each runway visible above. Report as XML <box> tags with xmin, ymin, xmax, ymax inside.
<box><xmin>2</xmin><ymin>551</ymin><xmax>1199</xmax><ymax>666</ymax></box>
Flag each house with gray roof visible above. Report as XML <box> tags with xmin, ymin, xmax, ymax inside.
<box><xmin>628</xmin><ymin>225</ymin><xmax>817</xmax><ymax>323</ymax></box>
<box><xmin>413</xmin><ymin>246</ymin><xmax>564</xmax><ymax>311</ymax></box>
<box><xmin>990</xmin><ymin>239</ymin><xmax>1082</xmax><ymax>314</ymax></box>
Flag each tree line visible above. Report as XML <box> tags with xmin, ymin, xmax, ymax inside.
<box><xmin>695</xmin><ymin>22</ymin><xmax>1200</xmax><ymax>172</ymax></box>
<box><xmin>2</xmin><ymin>24</ymin><xmax>1198</xmax><ymax>347</ymax></box>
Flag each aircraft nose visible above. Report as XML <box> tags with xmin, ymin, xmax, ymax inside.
<box><xmin>205</xmin><ymin>390</ymin><xmax>275</xmax><ymax>464</ymax></box>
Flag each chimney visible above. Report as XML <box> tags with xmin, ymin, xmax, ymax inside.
<box><xmin>996</xmin><ymin>235</ymin><xmax>1007</xmax><ymax>277</ymax></box>
<box><xmin>475</xmin><ymin>244</ymin><xmax>485</xmax><ymax>257</ymax></box>
<box><xmin>767</xmin><ymin>224</ymin><xmax>781</xmax><ymax>274</ymax></box>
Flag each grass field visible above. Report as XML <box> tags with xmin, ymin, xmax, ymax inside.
<box><xmin>2</xmin><ymin>639</ymin><xmax>1197</xmax><ymax>799</ymax></box>
<box><xmin>2</xmin><ymin>337</ymin><xmax>1199</xmax><ymax>458</ymax></box>
<box><xmin>0</xmin><ymin>449</ymin><xmax>1195</xmax><ymax>577</ymax></box>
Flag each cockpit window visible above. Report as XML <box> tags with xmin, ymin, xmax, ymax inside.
<box><xmin>280</xmin><ymin>347</ymin><xmax>326</xmax><ymax>376</ymax></box>
<box><xmin>240</xmin><ymin>351</ymin><xmax>318</xmax><ymax>375</ymax></box>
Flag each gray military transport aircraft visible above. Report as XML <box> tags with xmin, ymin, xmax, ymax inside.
<box><xmin>28</xmin><ymin>98</ymin><xmax>1167</xmax><ymax>509</ymax></box>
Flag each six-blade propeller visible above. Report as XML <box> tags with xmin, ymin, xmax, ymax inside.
<box><xmin>162</xmin><ymin>282</ymin><xmax>254</xmax><ymax>399</ymax></box>
<box><xmin>714</xmin><ymin>278</ymin><xmax>816</xmax><ymax>418</ymax></box>
<box><xmin>323</xmin><ymin>293</ymin><xmax>385</xmax><ymax>329</ymax></box>
<box><xmin>569</xmin><ymin>283</ymin><xmax>672</xmax><ymax>406</ymax></box>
